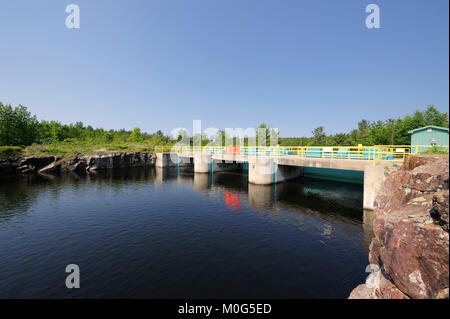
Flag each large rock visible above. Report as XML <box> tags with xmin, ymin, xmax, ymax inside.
<box><xmin>350</xmin><ymin>154</ymin><xmax>449</xmax><ymax>299</ymax></box>
<box><xmin>19</xmin><ymin>156</ymin><xmax>60</xmax><ymax>173</ymax></box>
<box><xmin>349</xmin><ymin>273</ymin><xmax>409</xmax><ymax>299</ymax></box>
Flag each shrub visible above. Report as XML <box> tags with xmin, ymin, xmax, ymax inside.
<box><xmin>420</xmin><ymin>146</ymin><xmax>449</xmax><ymax>154</ymax></box>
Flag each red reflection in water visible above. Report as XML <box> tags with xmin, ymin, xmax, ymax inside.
<box><xmin>224</xmin><ymin>191</ymin><xmax>240</xmax><ymax>210</ymax></box>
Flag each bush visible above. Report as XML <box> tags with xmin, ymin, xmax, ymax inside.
<box><xmin>0</xmin><ymin>146</ymin><xmax>23</xmax><ymax>158</ymax></box>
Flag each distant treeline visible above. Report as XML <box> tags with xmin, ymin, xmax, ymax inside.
<box><xmin>279</xmin><ymin>104</ymin><xmax>448</xmax><ymax>146</ymax></box>
<box><xmin>0</xmin><ymin>101</ymin><xmax>448</xmax><ymax>148</ymax></box>
<box><xmin>0</xmin><ymin>102</ymin><xmax>170</xmax><ymax>147</ymax></box>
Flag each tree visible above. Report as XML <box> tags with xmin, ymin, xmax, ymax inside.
<box><xmin>128</xmin><ymin>127</ymin><xmax>143</xmax><ymax>143</ymax></box>
<box><xmin>212</xmin><ymin>130</ymin><xmax>226</xmax><ymax>146</ymax></box>
<box><xmin>0</xmin><ymin>103</ymin><xmax>39</xmax><ymax>146</ymax></box>
<box><xmin>423</xmin><ymin>104</ymin><xmax>448</xmax><ymax>127</ymax></box>
<box><xmin>331</xmin><ymin>133</ymin><xmax>348</xmax><ymax>146</ymax></box>
<box><xmin>255</xmin><ymin>123</ymin><xmax>278</xmax><ymax>146</ymax></box>
<box><xmin>310</xmin><ymin>127</ymin><xmax>326</xmax><ymax>146</ymax></box>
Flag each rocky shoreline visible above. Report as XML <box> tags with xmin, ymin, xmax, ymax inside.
<box><xmin>0</xmin><ymin>152</ymin><xmax>156</xmax><ymax>176</ymax></box>
<box><xmin>349</xmin><ymin>154</ymin><xmax>449</xmax><ymax>299</ymax></box>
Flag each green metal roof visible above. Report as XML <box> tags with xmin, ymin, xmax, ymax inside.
<box><xmin>408</xmin><ymin>125</ymin><xmax>449</xmax><ymax>134</ymax></box>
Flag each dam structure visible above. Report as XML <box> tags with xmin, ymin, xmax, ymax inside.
<box><xmin>154</xmin><ymin>145</ymin><xmax>447</xmax><ymax>210</ymax></box>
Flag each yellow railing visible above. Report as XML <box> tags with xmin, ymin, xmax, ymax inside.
<box><xmin>154</xmin><ymin>145</ymin><xmax>448</xmax><ymax>164</ymax></box>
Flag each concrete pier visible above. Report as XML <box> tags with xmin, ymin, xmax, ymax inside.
<box><xmin>363</xmin><ymin>164</ymin><xmax>388</xmax><ymax>210</ymax></box>
<box><xmin>156</xmin><ymin>152</ymin><xmax>177</xmax><ymax>168</ymax></box>
<box><xmin>248</xmin><ymin>157</ymin><xmax>303</xmax><ymax>184</ymax></box>
<box><xmin>156</xmin><ymin>152</ymin><xmax>193</xmax><ymax>168</ymax></box>
<box><xmin>193</xmin><ymin>153</ymin><xmax>211</xmax><ymax>173</ymax></box>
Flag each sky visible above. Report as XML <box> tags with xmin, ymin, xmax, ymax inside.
<box><xmin>0</xmin><ymin>0</ymin><xmax>448</xmax><ymax>137</ymax></box>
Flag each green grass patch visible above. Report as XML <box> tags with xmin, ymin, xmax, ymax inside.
<box><xmin>420</xmin><ymin>146</ymin><xmax>449</xmax><ymax>154</ymax></box>
<box><xmin>19</xmin><ymin>141</ymin><xmax>156</xmax><ymax>158</ymax></box>
<box><xmin>0</xmin><ymin>146</ymin><xmax>23</xmax><ymax>158</ymax></box>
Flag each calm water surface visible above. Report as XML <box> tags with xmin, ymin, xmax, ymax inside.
<box><xmin>0</xmin><ymin>167</ymin><xmax>372</xmax><ymax>298</ymax></box>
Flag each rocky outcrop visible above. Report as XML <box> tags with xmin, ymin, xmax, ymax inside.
<box><xmin>0</xmin><ymin>152</ymin><xmax>156</xmax><ymax>176</ymax></box>
<box><xmin>38</xmin><ymin>162</ymin><xmax>62</xmax><ymax>174</ymax></box>
<box><xmin>18</xmin><ymin>156</ymin><xmax>60</xmax><ymax>174</ymax></box>
<box><xmin>0</xmin><ymin>158</ymin><xmax>18</xmax><ymax>175</ymax></box>
<box><xmin>350</xmin><ymin>155</ymin><xmax>449</xmax><ymax>299</ymax></box>
<box><xmin>82</xmin><ymin>153</ymin><xmax>154</xmax><ymax>171</ymax></box>
<box><xmin>349</xmin><ymin>272</ymin><xmax>409</xmax><ymax>299</ymax></box>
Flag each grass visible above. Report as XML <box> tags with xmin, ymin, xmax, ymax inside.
<box><xmin>0</xmin><ymin>146</ymin><xmax>23</xmax><ymax>158</ymax></box>
<box><xmin>419</xmin><ymin>146</ymin><xmax>449</xmax><ymax>155</ymax></box>
<box><xmin>0</xmin><ymin>142</ymin><xmax>159</xmax><ymax>159</ymax></box>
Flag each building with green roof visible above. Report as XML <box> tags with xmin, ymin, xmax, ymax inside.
<box><xmin>408</xmin><ymin>125</ymin><xmax>449</xmax><ymax>151</ymax></box>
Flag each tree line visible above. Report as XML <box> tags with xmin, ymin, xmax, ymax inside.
<box><xmin>0</xmin><ymin>101</ymin><xmax>448</xmax><ymax>148</ymax></box>
<box><xmin>0</xmin><ymin>102</ymin><xmax>170</xmax><ymax>147</ymax></box>
<box><xmin>278</xmin><ymin>105</ymin><xmax>448</xmax><ymax>146</ymax></box>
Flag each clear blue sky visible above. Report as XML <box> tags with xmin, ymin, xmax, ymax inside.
<box><xmin>0</xmin><ymin>0</ymin><xmax>448</xmax><ymax>137</ymax></box>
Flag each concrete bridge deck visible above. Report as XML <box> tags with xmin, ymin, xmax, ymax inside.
<box><xmin>156</xmin><ymin>152</ymin><xmax>396</xmax><ymax>210</ymax></box>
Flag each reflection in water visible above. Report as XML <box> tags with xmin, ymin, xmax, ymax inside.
<box><xmin>0</xmin><ymin>167</ymin><xmax>372</xmax><ymax>298</ymax></box>
<box><xmin>224</xmin><ymin>191</ymin><xmax>240</xmax><ymax>210</ymax></box>
<box><xmin>193</xmin><ymin>172</ymin><xmax>210</xmax><ymax>192</ymax></box>
<box><xmin>248</xmin><ymin>183</ymin><xmax>275</xmax><ymax>209</ymax></box>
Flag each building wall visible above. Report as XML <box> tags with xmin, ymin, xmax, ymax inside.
<box><xmin>411</xmin><ymin>128</ymin><xmax>449</xmax><ymax>146</ymax></box>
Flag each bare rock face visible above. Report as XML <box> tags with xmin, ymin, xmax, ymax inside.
<box><xmin>431</xmin><ymin>190</ymin><xmax>449</xmax><ymax>232</ymax></box>
<box><xmin>349</xmin><ymin>273</ymin><xmax>410</xmax><ymax>299</ymax></box>
<box><xmin>0</xmin><ymin>153</ymin><xmax>157</xmax><ymax>176</ymax></box>
<box><xmin>83</xmin><ymin>153</ymin><xmax>155</xmax><ymax>171</ymax></box>
<box><xmin>20</xmin><ymin>156</ymin><xmax>59</xmax><ymax>172</ymax></box>
<box><xmin>38</xmin><ymin>162</ymin><xmax>62</xmax><ymax>174</ymax></box>
<box><xmin>350</xmin><ymin>154</ymin><xmax>449</xmax><ymax>299</ymax></box>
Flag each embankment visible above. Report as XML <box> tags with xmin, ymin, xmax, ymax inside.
<box><xmin>0</xmin><ymin>153</ymin><xmax>156</xmax><ymax>176</ymax></box>
<box><xmin>349</xmin><ymin>154</ymin><xmax>449</xmax><ymax>299</ymax></box>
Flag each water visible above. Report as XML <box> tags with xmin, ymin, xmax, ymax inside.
<box><xmin>0</xmin><ymin>167</ymin><xmax>372</xmax><ymax>298</ymax></box>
